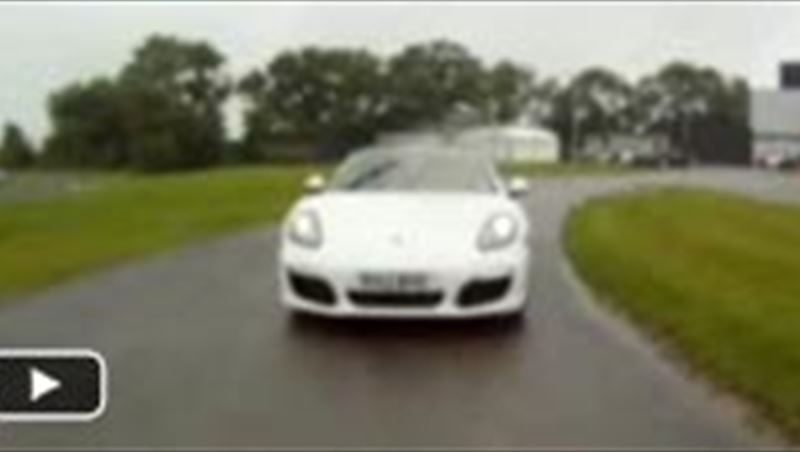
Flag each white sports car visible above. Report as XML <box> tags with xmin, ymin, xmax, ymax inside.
<box><xmin>278</xmin><ymin>147</ymin><xmax>531</xmax><ymax>319</ymax></box>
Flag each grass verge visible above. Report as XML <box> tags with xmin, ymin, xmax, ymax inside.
<box><xmin>0</xmin><ymin>165</ymin><xmax>320</xmax><ymax>302</ymax></box>
<box><xmin>0</xmin><ymin>171</ymin><xmax>118</xmax><ymax>205</ymax></box>
<box><xmin>566</xmin><ymin>188</ymin><xmax>800</xmax><ymax>441</ymax></box>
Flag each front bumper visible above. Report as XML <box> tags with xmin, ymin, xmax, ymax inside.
<box><xmin>278</xmin><ymin>245</ymin><xmax>530</xmax><ymax>319</ymax></box>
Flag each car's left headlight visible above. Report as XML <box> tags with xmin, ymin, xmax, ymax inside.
<box><xmin>287</xmin><ymin>209</ymin><xmax>323</xmax><ymax>249</ymax></box>
<box><xmin>477</xmin><ymin>213</ymin><xmax>519</xmax><ymax>252</ymax></box>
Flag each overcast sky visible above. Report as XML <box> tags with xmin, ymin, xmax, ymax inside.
<box><xmin>1</xmin><ymin>1</ymin><xmax>799</xmax><ymax>142</ymax></box>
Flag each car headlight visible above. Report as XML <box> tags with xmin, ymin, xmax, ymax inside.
<box><xmin>287</xmin><ymin>209</ymin><xmax>323</xmax><ymax>249</ymax></box>
<box><xmin>477</xmin><ymin>213</ymin><xmax>519</xmax><ymax>252</ymax></box>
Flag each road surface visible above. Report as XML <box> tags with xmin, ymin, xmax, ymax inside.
<box><xmin>0</xmin><ymin>168</ymin><xmax>797</xmax><ymax>448</ymax></box>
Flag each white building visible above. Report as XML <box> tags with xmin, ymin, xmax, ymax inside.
<box><xmin>750</xmin><ymin>89</ymin><xmax>800</xmax><ymax>166</ymax></box>
<box><xmin>452</xmin><ymin>124</ymin><xmax>561</xmax><ymax>163</ymax></box>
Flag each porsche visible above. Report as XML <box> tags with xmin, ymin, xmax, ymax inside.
<box><xmin>278</xmin><ymin>146</ymin><xmax>531</xmax><ymax>319</ymax></box>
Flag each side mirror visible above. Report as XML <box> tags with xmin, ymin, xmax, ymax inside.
<box><xmin>304</xmin><ymin>173</ymin><xmax>326</xmax><ymax>193</ymax></box>
<box><xmin>508</xmin><ymin>177</ymin><xmax>529</xmax><ymax>198</ymax></box>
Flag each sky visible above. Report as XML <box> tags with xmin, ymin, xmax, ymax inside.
<box><xmin>1</xmin><ymin>1</ymin><xmax>799</xmax><ymax>143</ymax></box>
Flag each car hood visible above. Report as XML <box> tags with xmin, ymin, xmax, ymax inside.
<box><xmin>288</xmin><ymin>192</ymin><xmax>525</xmax><ymax>265</ymax></box>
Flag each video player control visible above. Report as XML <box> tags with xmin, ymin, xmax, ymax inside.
<box><xmin>0</xmin><ymin>349</ymin><xmax>106</xmax><ymax>422</ymax></box>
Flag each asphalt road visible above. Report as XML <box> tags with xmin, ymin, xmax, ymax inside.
<box><xmin>0</xmin><ymin>168</ymin><xmax>797</xmax><ymax>448</ymax></box>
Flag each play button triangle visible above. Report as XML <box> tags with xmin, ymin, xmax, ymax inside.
<box><xmin>30</xmin><ymin>367</ymin><xmax>61</xmax><ymax>403</ymax></box>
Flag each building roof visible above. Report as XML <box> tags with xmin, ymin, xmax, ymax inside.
<box><xmin>454</xmin><ymin>125</ymin><xmax>558</xmax><ymax>144</ymax></box>
<box><xmin>495</xmin><ymin>125</ymin><xmax>558</xmax><ymax>142</ymax></box>
<box><xmin>751</xmin><ymin>89</ymin><xmax>800</xmax><ymax>135</ymax></box>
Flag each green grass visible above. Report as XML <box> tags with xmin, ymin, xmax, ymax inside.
<box><xmin>0</xmin><ymin>165</ymin><xmax>321</xmax><ymax>302</ymax></box>
<box><xmin>502</xmin><ymin>162</ymin><xmax>639</xmax><ymax>178</ymax></box>
<box><xmin>0</xmin><ymin>171</ymin><xmax>118</xmax><ymax>205</ymax></box>
<box><xmin>566</xmin><ymin>188</ymin><xmax>800</xmax><ymax>441</ymax></box>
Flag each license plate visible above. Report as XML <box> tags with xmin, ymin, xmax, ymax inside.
<box><xmin>358</xmin><ymin>272</ymin><xmax>429</xmax><ymax>293</ymax></box>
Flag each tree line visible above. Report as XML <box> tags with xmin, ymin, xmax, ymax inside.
<box><xmin>0</xmin><ymin>34</ymin><xmax>751</xmax><ymax>172</ymax></box>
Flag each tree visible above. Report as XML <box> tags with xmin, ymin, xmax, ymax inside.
<box><xmin>564</xmin><ymin>67</ymin><xmax>633</xmax><ymax>152</ymax></box>
<box><xmin>43</xmin><ymin>34</ymin><xmax>231</xmax><ymax>172</ymax></box>
<box><xmin>42</xmin><ymin>77</ymin><xmax>127</xmax><ymax>168</ymax></box>
<box><xmin>527</xmin><ymin>76</ymin><xmax>560</xmax><ymax>125</ymax></box>
<box><xmin>119</xmin><ymin>34</ymin><xmax>231</xmax><ymax>170</ymax></box>
<box><xmin>384</xmin><ymin>39</ymin><xmax>486</xmax><ymax>130</ymax></box>
<box><xmin>239</xmin><ymin>46</ymin><xmax>385</xmax><ymax>159</ymax></box>
<box><xmin>634</xmin><ymin>61</ymin><xmax>749</xmax><ymax>162</ymax></box>
<box><xmin>634</xmin><ymin>62</ymin><xmax>714</xmax><ymax>147</ymax></box>
<box><xmin>483</xmin><ymin>60</ymin><xmax>535</xmax><ymax>123</ymax></box>
<box><xmin>0</xmin><ymin>123</ymin><xmax>35</xmax><ymax>169</ymax></box>
<box><xmin>690</xmin><ymin>73</ymin><xmax>750</xmax><ymax>163</ymax></box>
<box><xmin>38</xmin><ymin>34</ymin><xmax>752</xmax><ymax>167</ymax></box>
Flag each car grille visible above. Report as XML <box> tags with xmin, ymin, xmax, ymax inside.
<box><xmin>347</xmin><ymin>291</ymin><xmax>443</xmax><ymax>308</ymax></box>
<box><xmin>288</xmin><ymin>271</ymin><xmax>336</xmax><ymax>306</ymax></box>
<box><xmin>457</xmin><ymin>276</ymin><xmax>512</xmax><ymax>307</ymax></box>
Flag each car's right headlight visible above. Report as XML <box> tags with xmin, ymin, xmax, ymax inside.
<box><xmin>477</xmin><ymin>213</ymin><xmax>519</xmax><ymax>252</ymax></box>
<box><xmin>287</xmin><ymin>209</ymin><xmax>323</xmax><ymax>249</ymax></box>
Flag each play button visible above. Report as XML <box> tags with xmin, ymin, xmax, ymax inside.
<box><xmin>0</xmin><ymin>349</ymin><xmax>106</xmax><ymax>422</ymax></box>
<box><xmin>30</xmin><ymin>367</ymin><xmax>61</xmax><ymax>403</ymax></box>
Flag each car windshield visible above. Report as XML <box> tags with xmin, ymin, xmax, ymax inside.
<box><xmin>326</xmin><ymin>149</ymin><xmax>497</xmax><ymax>193</ymax></box>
